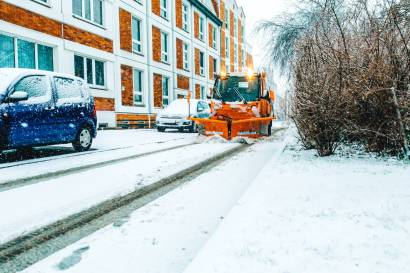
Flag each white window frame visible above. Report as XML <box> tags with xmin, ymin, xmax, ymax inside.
<box><xmin>74</xmin><ymin>54</ymin><xmax>106</xmax><ymax>89</ymax></box>
<box><xmin>72</xmin><ymin>0</ymin><xmax>104</xmax><ymax>26</ymax></box>
<box><xmin>225</xmin><ymin>36</ymin><xmax>229</xmax><ymax>57</ymax></box>
<box><xmin>161</xmin><ymin>31</ymin><xmax>169</xmax><ymax>63</ymax></box>
<box><xmin>182</xmin><ymin>2</ymin><xmax>189</xmax><ymax>32</ymax></box>
<box><xmin>162</xmin><ymin>76</ymin><xmax>169</xmax><ymax>106</ymax></box>
<box><xmin>183</xmin><ymin>42</ymin><xmax>189</xmax><ymax>71</ymax></box>
<box><xmin>199</xmin><ymin>16</ymin><xmax>205</xmax><ymax>41</ymax></box>
<box><xmin>212</xmin><ymin>26</ymin><xmax>217</xmax><ymax>49</ymax></box>
<box><xmin>234</xmin><ymin>42</ymin><xmax>238</xmax><ymax>63</ymax></box>
<box><xmin>225</xmin><ymin>8</ymin><xmax>229</xmax><ymax>28</ymax></box>
<box><xmin>199</xmin><ymin>51</ymin><xmax>205</xmax><ymax>76</ymax></box>
<box><xmin>200</xmin><ymin>85</ymin><xmax>206</xmax><ymax>99</ymax></box>
<box><xmin>133</xmin><ymin>69</ymin><xmax>144</xmax><ymax>106</ymax></box>
<box><xmin>132</xmin><ymin>16</ymin><xmax>143</xmax><ymax>54</ymax></box>
<box><xmin>160</xmin><ymin>0</ymin><xmax>168</xmax><ymax>19</ymax></box>
<box><xmin>1</xmin><ymin>34</ymin><xmax>55</xmax><ymax>71</ymax></box>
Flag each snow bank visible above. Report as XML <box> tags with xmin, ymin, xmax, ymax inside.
<box><xmin>183</xmin><ymin>132</ymin><xmax>410</xmax><ymax>273</ymax></box>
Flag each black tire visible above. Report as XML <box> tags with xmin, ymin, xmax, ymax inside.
<box><xmin>72</xmin><ymin>126</ymin><xmax>93</xmax><ymax>152</ymax></box>
<box><xmin>189</xmin><ymin>122</ymin><xmax>198</xmax><ymax>133</ymax></box>
<box><xmin>16</xmin><ymin>146</ymin><xmax>33</xmax><ymax>155</ymax></box>
<box><xmin>157</xmin><ymin>127</ymin><xmax>166</xmax><ymax>132</ymax></box>
<box><xmin>178</xmin><ymin>128</ymin><xmax>184</xmax><ymax>133</ymax></box>
<box><xmin>268</xmin><ymin>121</ymin><xmax>273</xmax><ymax>136</ymax></box>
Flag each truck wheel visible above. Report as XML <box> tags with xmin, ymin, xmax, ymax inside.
<box><xmin>268</xmin><ymin>121</ymin><xmax>273</xmax><ymax>136</ymax></box>
<box><xmin>73</xmin><ymin>126</ymin><xmax>93</xmax><ymax>152</ymax></box>
<box><xmin>157</xmin><ymin>127</ymin><xmax>165</xmax><ymax>132</ymax></box>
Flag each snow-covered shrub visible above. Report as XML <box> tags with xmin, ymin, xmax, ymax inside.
<box><xmin>258</xmin><ymin>0</ymin><xmax>410</xmax><ymax>157</ymax></box>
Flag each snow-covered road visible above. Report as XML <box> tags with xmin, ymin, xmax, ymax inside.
<box><xmin>21</xmin><ymin>142</ymin><xmax>281</xmax><ymax>273</ymax></box>
<box><xmin>0</xmin><ymin>130</ymin><xmax>196</xmax><ymax>185</ymax></box>
<box><xmin>0</xmin><ymin>142</ymin><xmax>240</xmax><ymax>245</ymax></box>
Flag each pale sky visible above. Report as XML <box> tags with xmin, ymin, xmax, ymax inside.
<box><xmin>236</xmin><ymin>0</ymin><xmax>297</xmax><ymax>94</ymax></box>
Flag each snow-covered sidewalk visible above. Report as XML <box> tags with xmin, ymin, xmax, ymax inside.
<box><xmin>183</xmin><ymin>135</ymin><xmax>410</xmax><ymax>273</ymax></box>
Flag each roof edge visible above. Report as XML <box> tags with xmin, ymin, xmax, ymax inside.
<box><xmin>188</xmin><ymin>0</ymin><xmax>223</xmax><ymax>27</ymax></box>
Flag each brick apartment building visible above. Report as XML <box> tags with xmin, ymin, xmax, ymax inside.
<box><xmin>0</xmin><ymin>0</ymin><xmax>254</xmax><ymax>128</ymax></box>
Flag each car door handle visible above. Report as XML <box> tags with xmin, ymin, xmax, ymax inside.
<box><xmin>44</xmin><ymin>106</ymin><xmax>55</xmax><ymax>111</ymax></box>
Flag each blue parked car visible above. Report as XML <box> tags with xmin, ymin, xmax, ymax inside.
<box><xmin>0</xmin><ymin>68</ymin><xmax>97</xmax><ymax>153</ymax></box>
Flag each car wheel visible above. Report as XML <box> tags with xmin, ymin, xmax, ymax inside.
<box><xmin>157</xmin><ymin>127</ymin><xmax>166</xmax><ymax>132</ymax></box>
<box><xmin>189</xmin><ymin>122</ymin><xmax>198</xmax><ymax>133</ymax></box>
<box><xmin>73</xmin><ymin>126</ymin><xmax>93</xmax><ymax>152</ymax></box>
<box><xmin>178</xmin><ymin>128</ymin><xmax>184</xmax><ymax>133</ymax></box>
<box><xmin>268</xmin><ymin>121</ymin><xmax>273</xmax><ymax>136</ymax></box>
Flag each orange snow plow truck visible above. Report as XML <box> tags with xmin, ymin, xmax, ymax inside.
<box><xmin>191</xmin><ymin>71</ymin><xmax>276</xmax><ymax>140</ymax></box>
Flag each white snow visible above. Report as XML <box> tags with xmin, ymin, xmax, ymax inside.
<box><xmin>0</xmin><ymin>130</ymin><xmax>196</xmax><ymax>184</ymax></box>
<box><xmin>21</xmin><ymin>142</ymin><xmax>279</xmax><ymax>273</ymax></box>
<box><xmin>0</xmin><ymin>142</ymin><xmax>240</xmax><ymax>244</ymax></box>
<box><xmin>183</xmin><ymin>131</ymin><xmax>410</xmax><ymax>273</ymax></box>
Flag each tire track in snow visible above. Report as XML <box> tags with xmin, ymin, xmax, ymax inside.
<box><xmin>0</xmin><ymin>143</ymin><xmax>250</xmax><ymax>273</ymax></box>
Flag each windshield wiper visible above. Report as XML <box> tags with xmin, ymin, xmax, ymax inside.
<box><xmin>232</xmin><ymin>87</ymin><xmax>247</xmax><ymax>104</ymax></box>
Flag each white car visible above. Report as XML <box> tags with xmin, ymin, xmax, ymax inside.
<box><xmin>156</xmin><ymin>99</ymin><xmax>211</xmax><ymax>133</ymax></box>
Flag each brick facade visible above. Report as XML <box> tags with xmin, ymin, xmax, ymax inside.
<box><xmin>153</xmin><ymin>73</ymin><xmax>163</xmax><ymax>108</ymax></box>
<box><xmin>208</xmin><ymin>23</ymin><xmax>213</xmax><ymax>48</ymax></box>
<box><xmin>177</xmin><ymin>75</ymin><xmax>190</xmax><ymax>90</ymax></box>
<box><xmin>152</xmin><ymin>26</ymin><xmax>162</xmax><ymax>63</ymax></box>
<box><xmin>176</xmin><ymin>38</ymin><xmax>184</xmax><ymax>70</ymax></box>
<box><xmin>94</xmin><ymin>97</ymin><xmax>115</xmax><ymax>111</ymax></box>
<box><xmin>121</xmin><ymin>65</ymin><xmax>134</xmax><ymax>107</ymax></box>
<box><xmin>195</xmin><ymin>48</ymin><xmax>201</xmax><ymax>76</ymax></box>
<box><xmin>175</xmin><ymin>0</ymin><xmax>183</xmax><ymax>30</ymax></box>
<box><xmin>194</xmin><ymin>12</ymin><xmax>199</xmax><ymax>39</ymax></box>
<box><xmin>119</xmin><ymin>8</ymin><xmax>132</xmax><ymax>53</ymax></box>
<box><xmin>0</xmin><ymin>1</ymin><xmax>113</xmax><ymax>53</ymax></box>
<box><xmin>152</xmin><ymin>0</ymin><xmax>161</xmax><ymax>17</ymax></box>
<box><xmin>195</xmin><ymin>84</ymin><xmax>201</xmax><ymax>99</ymax></box>
<box><xmin>209</xmin><ymin>55</ymin><xmax>214</xmax><ymax>80</ymax></box>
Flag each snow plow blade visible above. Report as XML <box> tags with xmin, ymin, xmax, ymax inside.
<box><xmin>193</xmin><ymin>117</ymin><xmax>273</xmax><ymax>140</ymax></box>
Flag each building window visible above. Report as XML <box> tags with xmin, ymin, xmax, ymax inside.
<box><xmin>242</xmin><ymin>25</ymin><xmax>245</xmax><ymax>43</ymax></box>
<box><xmin>133</xmin><ymin>69</ymin><xmax>143</xmax><ymax>105</ymax></box>
<box><xmin>72</xmin><ymin>0</ymin><xmax>104</xmax><ymax>26</ymax></box>
<box><xmin>160</xmin><ymin>0</ymin><xmax>167</xmax><ymax>19</ymax></box>
<box><xmin>74</xmin><ymin>55</ymin><xmax>105</xmax><ymax>88</ymax></box>
<box><xmin>199</xmin><ymin>16</ymin><xmax>204</xmax><ymax>41</ymax></box>
<box><xmin>200</xmin><ymin>85</ymin><xmax>206</xmax><ymax>99</ymax></box>
<box><xmin>225</xmin><ymin>9</ymin><xmax>229</xmax><ymax>29</ymax></box>
<box><xmin>234</xmin><ymin>42</ymin><xmax>238</xmax><ymax>63</ymax></box>
<box><xmin>182</xmin><ymin>3</ymin><xmax>189</xmax><ymax>32</ymax></box>
<box><xmin>225</xmin><ymin>36</ymin><xmax>229</xmax><ymax>57</ymax></box>
<box><xmin>161</xmin><ymin>32</ymin><xmax>169</xmax><ymax>63</ymax></box>
<box><xmin>162</xmin><ymin>76</ymin><xmax>169</xmax><ymax>106</ymax></box>
<box><xmin>213</xmin><ymin>58</ymin><xmax>217</xmax><ymax>74</ymax></box>
<box><xmin>226</xmin><ymin>60</ymin><xmax>230</xmax><ymax>73</ymax></box>
<box><xmin>0</xmin><ymin>34</ymin><xmax>54</xmax><ymax>71</ymax></box>
<box><xmin>183</xmin><ymin>42</ymin><xmax>189</xmax><ymax>71</ymax></box>
<box><xmin>234</xmin><ymin>17</ymin><xmax>238</xmax><ymax>38</ymax></box>
<box><xmin>199</xmin><ymin>51</ymin><xmax>204</xmax><ymax>76</ymax></box>
<box><xmin>132</xmin><ymin>16</ymin><xmax>142</xmax><ymax>54</ymax></box>
<box><xmin>212</xmin><ymin>27</ymin><xmax>217</xmax><ymax>49</ymax></box>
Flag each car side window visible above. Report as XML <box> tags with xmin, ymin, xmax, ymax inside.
<box><xmin>13</xmin><ymin>75</ymin><xmax>51</xmax><ymax>104</ymax></box>
<box><xmin>54</xmin><ymin>77</ymin><xmax>83</xmax><ymax>105</ymax></box>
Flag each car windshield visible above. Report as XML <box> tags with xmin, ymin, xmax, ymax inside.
<box><xmin>163</xmin><ymin>100</ymin><xmax>197</xmax><ymax>116</ymax></box>
<box><xmin>215</xmin><ymin>76</ymin><xmax>260</xmax><ymax>102</ymax></box>
<box><xmin>0</xmin><ymin>71</ymin><xmax>18</xmax><ymax>95</ymax></box>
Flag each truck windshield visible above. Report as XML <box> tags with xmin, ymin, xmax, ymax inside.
<box><xmin>215</xmin><ymin>76</ymin><xmax>260</xmax><ymax>102</ymax></box>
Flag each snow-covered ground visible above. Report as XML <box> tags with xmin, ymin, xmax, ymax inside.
<box><xmin>4</xmin><ymin>126</ymin><xmax>410</xmax><ymax>273</ymax></box>
<box><xmin>184</xmin><ymin>131</ymin><xmax>410</xmax><ymax>273</ymax></box>
<box><xmin>0</xmin><ymin>130</ymin><xmax>196</xmax><ymax>184</ymax></box>
<box><xmin>0</xmin><ymin>141</ymin><xmax>239</xmax><ymax>244</ymax></box>
<box><xmin>21</xmin><ymin>142</ymin><xmax>280</xmax><ymax>273</ymax></box>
